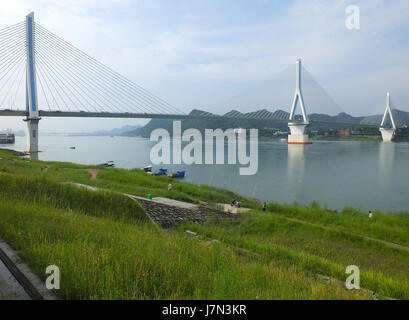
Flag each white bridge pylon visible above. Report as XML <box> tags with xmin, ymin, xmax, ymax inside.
<box><xmin>24</xmin><ymin>12</ymin><xmax>41</xmax><ymax>153</ymax></box>
<box><xmin>379</xmin><ymin>92</ymin><xmax>396</xmax><ymax>142</ymax></box>
<box><xmin>286</xmin><ymin>59</ymin><xmax>312</xmax><ymax>145</ymax></box>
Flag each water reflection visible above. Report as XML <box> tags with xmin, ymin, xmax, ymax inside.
<box><xmin>287</xmin><ymin>145</ymin><xmax>306</xmax><ymax>200</ymax></box>
<box><xmin>378</xmin><ymin>142</ymin><xmax>395</xmax><ymax>191</ymax></box>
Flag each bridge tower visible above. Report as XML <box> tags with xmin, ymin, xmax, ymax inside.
<box><xmin>286</xmin><ymin>59</ymin><xmax>311</xmax><ymax>145</ymax></box>
<box><xmin>24</xmin><ymin>12</ymin><xmax>41</xmax><ymax>153</ymax></box>
<box><xmin>379</xmin><ymin>92</ymin><xmax>396</xmax><ymax>142</ymax></box>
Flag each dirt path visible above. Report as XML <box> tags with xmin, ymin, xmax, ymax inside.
<box><xmin>64</xmin><ymin>182</ymin><xmax>402</xmax><ymax>299</ymax></box>
<box><xmin>278</xmin><ymin>215</ymin><xmax>409</xmax><ymax>253</ymax></box>
<box><xmin>68</xmin><ymin>181</ymin><xmax>408</xmax><ymax>252</ymax></box>
<box><xmin>86</xmin><ymin>169</ymin><xmax>99</xmax><ymax>180</ymax></box>
<box><xmin>184</xmin><ymin>229</ymin><xmax>395</xmax><ymax>300</ymax></box>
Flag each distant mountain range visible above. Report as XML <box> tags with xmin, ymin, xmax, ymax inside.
<box><xmin>122</xmin><ymin>108</ymin><xmax>409</xmax><ymax>137</ymax></box>
<box><xmin>0</xmin><ymin>129</ymin><xmax>25</xmax><ymax>136</ymax></box>
<box><xmin>71</xmin><ymin>125</ymin><xmax>142</xmax><ymax>136</ymax></box>
<box><xmin>5</xmin><ymin>109</ymin><xmax>407</xmax><ymax>139</ymax></box>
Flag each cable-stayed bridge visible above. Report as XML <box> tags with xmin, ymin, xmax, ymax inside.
<box><xmin>0</xmin><ymin>12</ymin><xmax>402</xmax><ymax>152</ymax></box>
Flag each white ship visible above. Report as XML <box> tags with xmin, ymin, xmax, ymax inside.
<box><xmin>0</xmin><ymin>133</ymin><xmax>15</xmax><ymax>144</ymax></box>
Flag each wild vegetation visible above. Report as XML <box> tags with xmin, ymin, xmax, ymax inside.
<box><xmin>182</xmin><ymin>212</ymin><xmax>409</xmax><ymax>299</ymax></box>
<box><xmin>0</xmin><ymin>148</ymin><xmax>407</xmax><ymax>299</ymax></box>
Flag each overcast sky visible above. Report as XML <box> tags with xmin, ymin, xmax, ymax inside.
<box><xmin>0</xmin><ymin>0</ymin><xmax>408</xmax><ymax>133</ymax></box>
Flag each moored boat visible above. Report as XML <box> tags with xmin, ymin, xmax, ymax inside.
<box><xmin>171</xmin><ymin>170</ymin><xmax>185</xmax><ymax>178</ymax></box>
<box><xmin>153</xmin><ymin>168</ymin><xmax>168</xmax><ymax>176</ymax></box>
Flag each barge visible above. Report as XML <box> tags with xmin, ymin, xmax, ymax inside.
<box><xmin>0</xmin><ymin>133</ymin><xmax>15</xmax><ymax>144</ymax></box>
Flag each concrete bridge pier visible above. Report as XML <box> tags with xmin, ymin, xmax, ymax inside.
<box><xmin>25</xmin><ymin>118</ymin><xmax>40</xmax><ymax>153</ymax></box>
<box><xmin>379</xmin><ymin>128</ymin><xmax>395</xmax><ymax>142</ymax></box>
<box><xmin>288</xmin><ymin>122</ymin><xmax>309</xmax><ymax>144</ymax></box>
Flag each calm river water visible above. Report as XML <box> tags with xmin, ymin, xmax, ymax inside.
<box><xmin>2</xmin><ymin>135</ymin><xmax>408</xmax><ymax>213</ymax></box>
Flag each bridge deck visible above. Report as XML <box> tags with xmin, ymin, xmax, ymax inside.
<box><xmin>0</xmin><ymin>109</ymin><xmax>378</xmax><ymax>127</ymax></box>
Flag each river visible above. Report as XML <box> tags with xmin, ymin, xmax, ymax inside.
<box><xmin>2</xmin><ymin>134</ymin><xmax>408</xmax><ymax>213</ymax></box>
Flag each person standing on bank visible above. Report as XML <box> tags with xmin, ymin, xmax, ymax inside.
<box><xmin>262</xmin><ymin>202</ymin><xmax>267</xmax><ymax>213</ymax></box>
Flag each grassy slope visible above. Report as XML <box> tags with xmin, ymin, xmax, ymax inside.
<box><xmin>0</xmin><ymin>149</ymin><xmax>257</xmax><ymax>208</ymax></box>
<box><xmin>268</xmin><ymin>202</ymin><xmax>409</xmax><ymax>247</ymax></box>
<box><xmin>0</xmin><ymin>173</ymin><xmax>148</xmax><ymax>224</ymax></box>
<box><xmin>0</xmin><ymin>148</ymin><xmax>407</xmax><ymax>299</ymax></box>
<box><xmin>182</xmin><ymin>213</ymin><xmax>409</xmax><ymax>299</ymax></box>
<box><xmin>0</xmin><ymin>195</ymin><xmax>370</xmax><ymax>299</ymax></box>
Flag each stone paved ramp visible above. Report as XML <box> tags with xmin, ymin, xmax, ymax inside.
<box><xmin>70</xmin><ymin>183</ymin><xmax>239</xmax><ymax>229</ymax></box>
<box><xmin>132</xmin><ymin>196</ymin><xmax>199</xmax><ymax>210</ymax></box>
<box><xmin>217</xmin><ymin>203</ymin><xmax>251</xmax><ymax>214</ymax></box>
<box><xmin>149</xmin><ymin>197</ymin><xmax>199</xmax><ymax>210</ymax></box>
<box><xmin>130</xmin><ymin>195</ymin><xmax>238</xmax><ymax>229</ymax></box>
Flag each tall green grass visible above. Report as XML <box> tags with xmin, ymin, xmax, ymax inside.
<box><xmin>0</xmin><ymin>148</ymin><xmax>257</xmax><ymax>208</ymax></box>
<box><xmin>0</xmin><ymin>194</ymin><xmax>370</xmax><ymax>299</ymax></box>
<box><xmin>182</xmin><ymin>212</ymin><xmax>409</xmax><ymax>299</ymax></box>
<box><xmin>92</xmin><ymin>168</ymin><xmax>258</xmax><ymax>207</ymax></box>
<box><xmin>0</xmin><ymin>148</ymin><xmax>408</xmax><ymax>299</ymax></box>
<box><xmin>267</xmin><ymin>201</ymin><xmax>409</xmax><ymax>246</ymax></box>
<box><xmin>0</xmin><ymin>173</ymin><xmax>149</xmax><ymax>224</ymax></box>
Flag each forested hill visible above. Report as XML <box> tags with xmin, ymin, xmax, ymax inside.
<box><xmin>122</xmin><ymin>108</ymin><xmax>409</xmax><ymax>137</ymax></box>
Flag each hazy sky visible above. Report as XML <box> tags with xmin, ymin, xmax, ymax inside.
<box><xmin>0</xmin><ymin>0</ymin><xmax>408</xmax><ymax>133</ymax></box>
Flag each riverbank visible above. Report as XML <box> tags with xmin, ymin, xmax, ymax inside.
<box><xmin>5</xmin><ymin>135</ymin><xmax>409</xmax><ymax>213</ymax></box>
<box><xmin>0</xmin><ymin>148</ymin><xmax>408</xmax><ymax>299</ymax></box>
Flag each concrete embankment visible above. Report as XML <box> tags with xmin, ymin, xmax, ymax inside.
<box><xmin>0</xmin><ymin>237</ymin><xmax>57</xmax><ymax>300</ymax></box>
<box><xmin>71</xmin><ymin>182</ymin><xmax>239</xmax><ymax>229</ymax></box>
<box><xmin>131</xmin><ymin>196</ymin><xmax>238</xmax><ymax>229</ymax></box>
